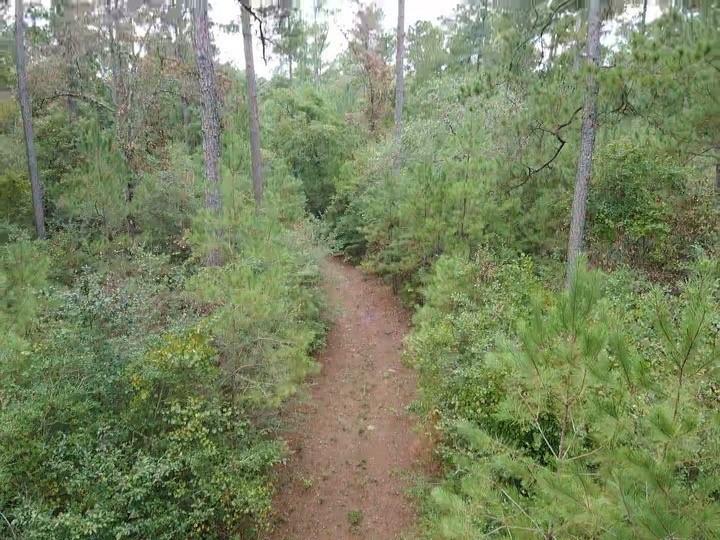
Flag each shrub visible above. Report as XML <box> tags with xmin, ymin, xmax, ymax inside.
<box><xmin>588</xmin><ymin>138</ymin><xmax>718</xmax><ymax>274</ymax></box>
<box><xmin>0</xmin><ymin>196</ymin><xmax>325</xmax><ymax>538</ymax></box>
<box><xmin>130</xmin><ymin>143</ymin><xmax>203</xmax><ymax>253</ymax></box>
<box><xmin>0</xmin><ymin>233</ymin><xmax>49</xmax><ymax>349</ymax></box>
<box><xmin>425</xmin><ymin>261</ymin><xmax>720</xmax><ymax>539</ymax></box>
<box><xmin>264</xmin><ymin>86</ymin><xmax>357</xmax><ymax>216</ymax></box>
<box><xmin>0</xmin><ymin>327</ymin><xmax>283</xmax><ymax>539</ymax></box>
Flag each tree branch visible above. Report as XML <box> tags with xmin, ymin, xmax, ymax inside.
<box><xmin>238</xmin><ymin>1</ymin><xmax>269</xmax><ymax>64</ymax></box>
<box><xmin>37</xmin><ymin>92</ymin><xmax>116</xmax><ymax>113</ymax></box>
<box><xmin>507</xmin><ymin>105</ymin><xmax>583</xmax><ymax>192</ymax></box>
<box><xmin>510</xmin><ymin>0</ymin><xmax>575</xmax><ymax>71</ymax></box>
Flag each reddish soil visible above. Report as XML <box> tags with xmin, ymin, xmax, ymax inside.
<box><xmin>264</xmin><ymin>257</ymin><xmax>427</xmax><ymax>540</ymax></box>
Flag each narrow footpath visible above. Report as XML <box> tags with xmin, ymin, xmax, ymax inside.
<box><xmin>265</xmin><ymin>257</ymin><xmax>427</xmax><ymax>540</ymax></box>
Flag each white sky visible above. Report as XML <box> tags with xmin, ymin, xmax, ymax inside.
<box><xmin>212</xmin><ymin>0</ymin><xmax>665</xmax><ymax>78</ymax></box>
<box><xmin>212</xmin><ymin>0</ymin><xmax>462</xmax><ymax>77</ymax></box>
<box><xmin>4</xmin><ymin>0</ymin><xmax>666</xmax><ymax>78</ymax></box>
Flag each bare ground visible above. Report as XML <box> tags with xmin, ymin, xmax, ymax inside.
<box><xmin>264</xmin><ymin>257</ymin><xmax>428</xmax><ymax>540</ymax></box>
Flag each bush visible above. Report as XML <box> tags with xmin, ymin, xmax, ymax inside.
<box><xmin>49</xmin><ymin>126</ymin><xmax>131</xmax><ymax>237</ymax></box>
<box><xmin>131</xmin><ymin>143</ymin><xmax>203</xmax><ymax>253</ymax></box>
<box><xmin>589</xmin><ymin>138</ymin><xmax>719</xmax><ymax>275</ymax></box>
<box><xmin>422</xmin><ymin>260</ymin><xmax>720</xmax><ymax>539</ymax></box>
<box><xmin>0</xmin><ymin>198</ymin><xmax>325</xmax><ymax>539</ymax></box>
<box><xmin>264</xmin><ymin>86</ymin><xmax>357</xmax><ymax>216</ymax></box>
<box><xmin>0</xmin><ymin>233</ymin><xmax>49</xmax><ymax>349</ymax></box>
<box><xmin>186</xmin><ymin>233</ymin><xmax>324</xmax><ymax>407</ymax></box>
<box><xmin>1</xmin><ymin>326</ymin><xmax>283</xmax><ymax>539</ymax></box>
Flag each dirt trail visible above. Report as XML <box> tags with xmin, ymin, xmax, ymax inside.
<box><xmin>265</xmin><ymin>257</ymin><xmax>426</xmax><ymax>540</ymax></box>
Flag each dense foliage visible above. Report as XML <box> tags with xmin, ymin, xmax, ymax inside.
<box><xmin>0</xmin><ymin>166</ymin><xmax>324</xmax><ymax>539</ymax></box>
<box><xmin>320</xmin><ymin>2</ymin><xmax>720</xmax><ymax>538</ymax></box>
<box><xmin>1</xmin><ymin>6</ymin><xmax>325</xmax><ymax>538</ymax></box>
<box><xmin>412</xmin><ymin>254</ymin><xmax>719</xmax><ymax>538</ymax></box>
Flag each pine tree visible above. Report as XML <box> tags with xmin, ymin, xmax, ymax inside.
<box><xmin>430</xmin><ymin>260</ymin><xmax>720</xmax><ymax>539</ymax></box>
<box><xmin>191</xmin><ymin>0</ymin><xmax>222</xmax><ymax>264</ymax></box>
<box><xmin>14</xmin><ymin>0</ymin><xmax>45</xmax><ymax>239</ymax></box>
<box><xmin>566</xmin><ymin>0</ymin><xmax>602</xmax><ymax>287</ymax></box>
<box><xmin>241</xmin><ymin>0</ymin><xmax>264</xmax><ymax>207</ymax></box>
<box><xmin>393</xmin><ymin>0</ymin><xmax>405</xmax><ymax>147</ymax></box>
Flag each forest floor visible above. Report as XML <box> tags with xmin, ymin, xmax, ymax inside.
<box><xmin>264</xmin><ymin>257</ymin><xmax>429</xmax><ymax>540</ymax></box>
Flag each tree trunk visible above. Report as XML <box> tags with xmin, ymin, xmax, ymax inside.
<box><xmin>106</xmin><ymin>0</ymin><xmax>137</xmax><ymax>220</ymax></box>
<box><xmin>393</xmin><ymin>0</ymin><xmax>405</xmax><ymax>148</ymax></box>
<box><xmin>313</xmin><ymin>0</ymin><xmax>321</xmax><ymax>83</ymax></box>
<box><xmin>641</xmin><ymin>0</ymin><xmax>648</xmax><ymax>33</ymax></box>
<box><xmin>108</xmin><ymin>1</ymin><xmax>129</xmax><ymax>159</ymax></box>
<box><xmin>64</xmin><ymin>39</ymin><xmax>79</xmax><ymax>120</ymax></box>
<box><xmin>192</xmin><ymin>0</ymin><xmax>222</xmax><ymax>265</ymax></box>
<box><xmin>573</xmin><ymin>13</ymin><xmax>583</xmax><ymax>71</ymax></box>
<box><xmin>15</xmin><ymin>0</ymin><xmax>46</xmax><ymax>239</ymax></box>
<box><xmin>715</xmin><ymin>162</ymin><xmax>720</xmax><ymax>198</ymax></box>
<box><xmin>241</xmin><ymin>0</ymin><xmax>264</xmax><ymax>207</ymax></box>
<box><xmin>174</xmin><ymin>18</ymin><xmax>192</xmax><ymax>140</ymax></box>
<box><xmin>565</xmin><ymin>0</ymin><xmax>601</xmax><ymax>287</ymax></box>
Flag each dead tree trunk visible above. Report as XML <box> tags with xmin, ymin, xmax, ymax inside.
<box><xmin>393</xmin><ymin>0</ymin><xmax>405</xmax><ymax>150</ymax></box>
<box><xmin>565</xmin><ymin>0</ymin><xmax>601</xmax><ymax>287</ymax></box>
<box><xmin>15</xmin><ymin>0</ymin><xmax>46</xmax><ymax>239</ymax></box>
<box><xmin>241</xmin><ymin>0</ymin><xmax>264</xmax><ymax>207</ymax></box>
<box><xmin>192</xmin><ymin>0</ymin><xmax>222</xmax><ymax>265</ymax></box>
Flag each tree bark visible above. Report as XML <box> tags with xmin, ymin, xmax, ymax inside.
<box><xmin>565</xmin><ymin>0</ymin><xmax>601</xmax><ymax>287</ymax></box>
<box><xmin>393</xmin><ymin>0</ymin><xmax>405</xmax><ymax>148</ymax></box>
<box><xmin>108</xmin><ymin>1</ymin><xmax>130</xmax><ymax>161</ymax></box>
<box><xmin>15</xmin><ymin>0</ymin><xmax>46</xmax><ymax>239</ymax></box>
<box><xmin>641</xmin><ymin>0</ymin><xmax>648</xmax><ymax>33</ymax></box>
<box><xmin>313</xmin><ymin>0</ymin><xmax>321</xmax><ymax>83</ymax></box>
<box><xmin>173</xmin><ymin>15</ymin><xmax>192</xmax><ymax>139</ymax></box>
<box><xmin>192</xmin><ymin>0</ymin><xmax>222</xmax><ymax>265</ymax></box>
<box><xmin>241</xmin><ymin>0</ymin><xmax>264</xmax><ymax>207</ymax></box>
<box><xmin>573</xmin><ymin>13</ymin><xmax>583</xmax><ymax>71</ymax></box>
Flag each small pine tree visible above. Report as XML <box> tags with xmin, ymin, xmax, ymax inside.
<box><xmin>432</xmin><ymin>260</ymin><xmax>720</xmax><ymax>539</ymax></box>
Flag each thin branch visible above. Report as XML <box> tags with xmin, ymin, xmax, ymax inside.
<box><xmin>510</xmin><ymin>0</ymin><xmax>575</xmax><ymax>71</ymax></box>
<box><xmin>555</xmin><ymin>104</ymin><xmax>584</xmax><ymax>132</ymax></box>
<box><xmin>500</xmin><ymin>489</ymin><xmax>544</xmax><ymax>532</ymax></box>
<box><xmin>37</xmin><ymin>92</ymin><xmax>115</xmax><ymax>113</ymax></box>
<box><xmin>507</xmin><ymin>105</ymin><xmax>583</xmax><ymax>192</ymax></box>
<box><xmin>528</xmin><ymin>135</ymin><xmax>566</xmax><ymax>176</ymax></box>
<box><xmin>238</xmin><ymin>1</ymin><xmax>269</xmax><ymax>64</ymax></box>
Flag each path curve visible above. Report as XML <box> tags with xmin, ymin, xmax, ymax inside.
<box><xmin>265</xmin><ymin>257</ymin><xmax>426</xmax><ymax>540</ymax></box>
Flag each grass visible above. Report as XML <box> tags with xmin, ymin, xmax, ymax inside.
<box><xmin>347</xmin><ymin>509</ymin><xmax>363</xmax><ymax>529</ymax></box>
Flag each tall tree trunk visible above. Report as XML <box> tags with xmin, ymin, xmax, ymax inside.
<box><xmin>15</xmin><ymin>0</ymin><xmax>46</xmax><ymax>239</ymax></box>
<box><xmin>107</xmin><ymin>0</ymin><xmax>137</xmax><ymax>219</ymax></box>
<box><xmin>241</xmin><ymin>0</ymin><xmax>263</xmax><ymax>207</ymax></box>
<box><xmin>61</xmin><ymin>32</ymin><xmax>79</xmax><ymax>120</ymax></box>
<box><xmin>173</xmin><ymin>18</ymin><xmax>192</xmax><ymax>140</ymax></box>
<box><xmin>641</xmin><ymin>0</ymin><xmax>648</xmax><ymax>33</ymax></box>
<box><xmin>313</xmin><ymin>0</ymin><xmax>321</xmax><ymax>83</ymax></box>
<box><xmin>108</xmin><ymin>1</ymin><xmax>130</xmax><ymax>159</ymax></box>
<box><xmin>393</xmin><ymin>0</ymin><xmax>405</xmax><ymax>147</ymax></box>
<box><xmin>573</xmin><ymin>12</ymin><xmax>583</xmax><ymax>71</ymax></box>
<box><xmin>565</xmin><ymin>0</ymin><xmax>601</xmax><ymax>287</ymax></box>
<box><xmin>192</xmin><ymin>0</ymin><xmax>222</xmax><ymax>265</ymax></box>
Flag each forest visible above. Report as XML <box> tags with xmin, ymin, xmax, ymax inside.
<box><xmin>0</xmin><ymin>0</ymin><xmax>718</xmax><ymax>538</ymax></box>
